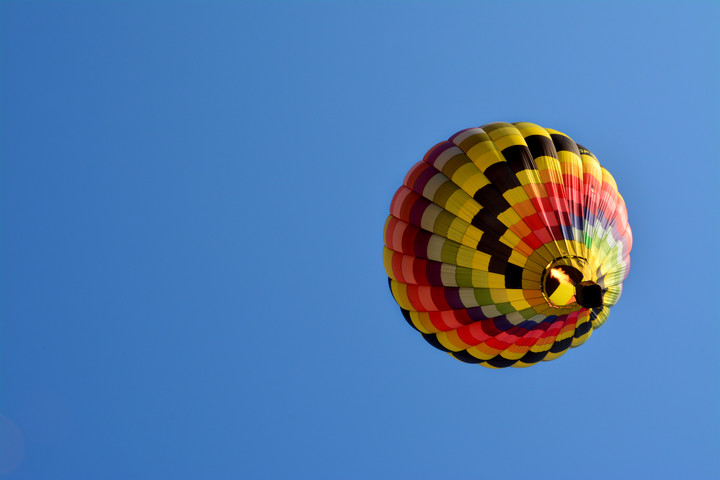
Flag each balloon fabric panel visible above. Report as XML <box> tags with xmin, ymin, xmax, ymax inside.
<box><xmin>383</xmin><ymin>122</ymin><xmax>632</xmax><ymax>368</ymax></box>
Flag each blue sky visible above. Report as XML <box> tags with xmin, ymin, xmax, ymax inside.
<box><xmin>1</xmin><ymin>1</ymin><xmax>718</xmax><ymax>479</ymax></box>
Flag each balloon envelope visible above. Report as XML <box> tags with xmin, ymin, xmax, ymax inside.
<box><xmin>383</xmin><ymin>122</ymin><xmax>632</xmax><ymax>368</ymax></box>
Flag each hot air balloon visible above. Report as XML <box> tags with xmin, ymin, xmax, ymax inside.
<box><xmin>383</xmin><ymin>122</ymin><xmax>632</xmax><ymax>368</ymax></box>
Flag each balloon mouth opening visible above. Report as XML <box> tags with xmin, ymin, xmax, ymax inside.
<box><xmin>542</xmin><ymin>265</ymin><xmax>583</xmax><ymax>307</ymax></box>
<box><xmin>541</xmin><ymin>259</ymin><xmax>604</xmax><ymax>309</ymax></box>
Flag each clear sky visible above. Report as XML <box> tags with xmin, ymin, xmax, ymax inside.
<box><xmin>1</xmin><ymin>1</ymin><xmax>718</xmax><ymax>479</ymax></box>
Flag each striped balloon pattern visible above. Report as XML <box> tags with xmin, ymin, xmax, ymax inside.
<box><xmin>383</xmin><ymin>122</ymin><xmax>632</xmax><ymax>368</ymax></box>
